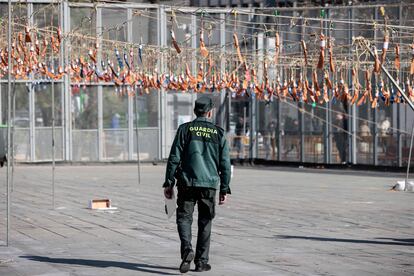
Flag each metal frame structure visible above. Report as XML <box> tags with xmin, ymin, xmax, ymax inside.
<box><xmin>0</xmin><ymin>0</ymin><xmax>412</xmax><ymax>168</ymax></box>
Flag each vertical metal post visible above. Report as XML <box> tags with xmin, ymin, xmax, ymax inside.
<box><xmin>397</xmin><ymin>99</ymin><xmax>402</xmax><ymax>167</ymax></box>
<box><xmin>63</xmin><ymin>0</ymin><xmax>71</xmax><ymax>161</ymax></box>
<box><xmin>350</xmin><ymin>7</ymin><xmax>357</xmax><ymax>164</ymax></box>
<box><xmin>128</xmin><ymin>95</ymin><xmax>134</xmax><ymax>160</ymax></box>
<box><xmin>52</xmin><ymin>69</ymin><xmax>55</xmax><ymax>209</ymax></box>
<box><xmin>243</xmin><ymin>106</ymin><xmax>247</xmax><ymax>159</ymax></box>
<box><xmin>327</xmin><ymin>73</ymin><xmax>333</xmax><ymax>163</ymax></box>
<box><xmin>277</xmin><ymin>100</ymin><xmax>281</xmax><ymax>161</ymax></box>
<box><xmin>127</xmin><ymin>8</ymin><xmax>134</xmax><ymax>160</ymax></box>
<box><xmin>28</xmin><ymin>0</ymin><xmax>35</xmax><ymax>162</ymax></box>
<box><xmin>300</xmin><ymin>19</ymin><xmax>305</xmax><ymax>163</ymax></box>
<box><xmin>397</xmin><ymin>4</ymin><xmax>402</xmax><ymax>167</ymax></box>
<box><xmin>6</xmin><ymin>0</ymin><xmax>12</xmax><ymax>247</ymax></box>
<box><xmin>97</xmin><ymin>91</ymin><xmax>103</xmax><ymax>161</ymax></box>
<box><xmin>128</xmin><ymin>7</ymin><xmax>141</xmax><ymax>185</ymax></box>
<box><xmin>299</xmin><ymin>102</ymin><xmax>305</xmax><ymax>163</ymax></box>
<box><xmin>191</xmin><ymin>13</ymin><xmax>197</xmax><ymax>109</ymax></box>
<box><xmin>373</xmin><ymin>7</ymin><xmax>378</xmax><ymax>166</ymax></box>
<box><xmin>220</xmin><ymin>13</ymin><xmax>226</xmax><ymax>129</ymax></box>
<box><xmin>225</xmin><ymin>13</ymin><xmax>231</xmax><ymax>137</ymax></box>
<box><xmin>11</xmin><ymin>79</ymin><xmax>15</xmax><ymax>192</ymax></box>
<box><xmin>135</xmin><ymin>93</ymin><xmax>141</xmax><ymax>185</ymax></box>
<box><xmin>159</xmin><ymin>5</ymin><xmax>167</xmax><ymax>159</ymax></box>
<box><xmin>29</xmin><ymin>77</ymin><xmax>35</xmax><ymax>161</ymax></box>
<box><xmin>275</xmin><ymin>8</ymin><xmax>281</xmax><ymax>161</ymax></box>
<box><xmin>249</xmin><ymin>9</ymin><xmax>257</xmax><ymax>160</ymax></box>
<box><xmin>324</xmin><ymin>9</ymin><xmax>330</xmax><ymax>164</ymax></box>
<box><xmin>252</xmin><ymin>33</ymin><xmax>263</xmax><ymax>160</ymax></box>
<box><xmin>157</xmin><ymin>6</ymin><xmax>162</xmax><ymax>160</ymax></box>
<box><xmin>373</xmin><ymin>92</ymin><xmax>378</xmax><ymax>165</ymax></box>
<box><xmin>51</xmin><ymin>50</ymin><xmax>56</xmax><ymax>209</ymax></box>
<box><xmin>96</xmin><ymin>7</ymin><xmax>103</xmax><ymax>161</ymax></box>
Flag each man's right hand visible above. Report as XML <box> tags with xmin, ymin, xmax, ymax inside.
<box><xmin>219</xmin><ymin>193</ymin><xmax>227</xmax><ymax>205</ymax></box>
<box><xmin>164</xmin><ymin>187</ymin><xmax>173</xmax><ymax>199</ymax></box>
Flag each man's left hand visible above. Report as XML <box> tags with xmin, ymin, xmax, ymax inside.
<box><xmin>164</xmin><ymin>187</ymin><xmax>173</xmax><ymax>199</ymax></box>
<box><xmin>219</xmin><ymin>193</ymin><xmax>227</xmax><ymax>205</ymax></box>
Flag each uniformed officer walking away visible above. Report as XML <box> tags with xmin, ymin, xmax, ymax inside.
<box><xmin>163</xmin><ymin>96</ymin><xmax>231</xmax><ymax>273</ymax></box>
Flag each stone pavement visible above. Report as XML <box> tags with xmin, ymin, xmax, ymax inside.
<box><xmin>0</xmin><ymin>165</ymin><xmax>413</xmax><ymax>276</ymax></box>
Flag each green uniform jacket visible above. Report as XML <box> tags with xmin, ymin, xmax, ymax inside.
<box><xmin>164</xmin><ymin>117</ymin><xmax>231</xmax><ymax>194</ymax></box>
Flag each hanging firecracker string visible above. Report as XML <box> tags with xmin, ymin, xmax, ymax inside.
<box><xmin>301</xmin><ymin>40</ymin><xmax>308</xmax><ymax>66</ymax></box>
<box><xmin>317</xmin><ymin>15</ymin><xmax>325</xmax><ymax>70</ymax></box>
<box><xmin>380</xmin><ymin>33</ymin><xmax>389</xmax><ymax>68</ymax></box>
<box><xmin>394</xmin><ymin>44</ymin><xmax>400</xmax><ymax>71</ymax></box>
<box><xmin>328</xmin><ymin>37</ymin><xmax>335</xmax><ymax>73</ymax></box>
<box><xmin>372</xmin><ymin>45</ymin><xmax>381</xmax><ymax>74</ymax></box>
<box><xmin>199</xmin><ymin>19</ymin><xmax>209</xmax><ymax>58</ymax></box>
<box><xmin>1</xmin><ymin>8</ymin><xmax>414</xmax><ymax>110</ymax></box>
<box><xmin>274</xmin><ymin>32</ymin><xmax>280</xmax><ymax>65</ymax></box>
<box><xmin>170</xmin><ymin>10</ymin><xmax>182</xmax><ymax>55</ymax></box>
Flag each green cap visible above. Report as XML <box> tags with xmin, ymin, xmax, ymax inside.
<box><xmin>194</xmin><ymin>96</ymin><xmax>214</xmax><ymax>113</ymax></box>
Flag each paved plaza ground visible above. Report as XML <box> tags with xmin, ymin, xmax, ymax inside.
<box><xmin>0</xmin><ymin>164</ymin><xmax>413</xmax><ymax>276</ymax></box>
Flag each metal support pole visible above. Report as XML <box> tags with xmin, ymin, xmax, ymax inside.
<box><xmin>96</xmin><ymin>7</ymin><xmax>103</xmax><ymax>161</ymax></box>
<box><xmin>29</xmin><ymin>78</ymin><xmax>35</xmax><ymax>162</ymax></box>
<box><xmin>28</xmin><ymin>0</ymin><xmax>35</xmax><ymax>163</ymax></box>
<box><xmin>243</xmin><ymin>106</ymin><xmax>246</xmax><ymax>159</ymax></box>
<box><xmin>220</xmin><ymin>13</ymin><xmax>226</xmax><ymax>129</ymax></box>
<box><xmin>97</xmin><ymin>88</ymin><xmax>103</xmax><ymax>161</ymax></box>
<box><xmin>373</xmin><ymin>8</ymin><xmax>379</xmax><ymax>166</ymax></box>
<box><xmin>191</xmin><ymin>13</ymin><xmax>197</xmax><ymax>116</ymax></box>
<box><xmin>275</xmin><ymin>23</ymin><xmax>282</xmax><ymax>161</ymax></box>
<box><xmin>135</xmin><ymin>93</ymin><xmax>141</xmax><ymax>185</ymax></box>
<box><xmin>10</xmin><ymin>83</ymin><xmax>15</xmax><ymax>191</ymax></box>
<box><xmin>373</xmin><ymin>104</ymin><xmax>378</xmax><ymax>165</ymax></box>
<box><xmin>299</xmin><ymin>102</ymin><xmax>305</xmax><ymax>163</ymax></box>
<box><xmin>127</xmin><ymin>8</ymin><xmax>134</xmax><ymax>160</ymax></box>
<box><xmin>63</xmin><ymin>0</ymin><xmax>71</xmax><ymax>161</ymax></box>
<box><xmin>6</xmin><ymin>0</ymin><xmax>12</xmax><ymax>247</ymax></box>
<box><xmin>249</xmin><ymin>9</ymin><xmax>257</xmax><ymax>160</ymax></box>
<box><xmin>324</xmin><ymin>10</ymin><xmax>330</xmax><ymax>164</ymax></box>
<box><xmin>52</xmin><ymin>53</ymin><xmax>56</xmax><ymax>209</ymax></box>
<box><xmin>157</xmin><ymin>6</ymin><xmax>162</xmax><ymax>160</ymax></box>
<box><xmin>397</xmin><ymin>98</ymin><xmax>402</xmax><ymax>167</ymax></box>
<box><xmin>251</xmin><ymin>33</ymin><xmax>263</xmax><ymax>160</ymax></box>
<box><xmin>159</xmin><ymin>5</ymin><xmax>167</xmax><ymax>159</ymax></box>
<box><xmin>349</xmin><ymin>8</ymin><xmax>357</xmax><ymax>164</ymax></box>
<box><xmin>397</xmin><ymin>3</ymin><xmax>403</xmax><ymax>167</ymax></box>
<box><xmin>128</xmin><ymin>94</ymin><xmax>134</xmax><ymax>160</ymax></box>
<box><xmin>277</xmin><ymin>100</ymin><xmax>281</xmax><ymax>161</ymax></box>
<box><xmin>300</xmin><ymin>16</ymin><xmax>305</xmax><ymax>163</ymax></box>
<box><xmin>250</xmin><ymin>97</ymin><xmax>256</xmax><ymax>160</ymax></box>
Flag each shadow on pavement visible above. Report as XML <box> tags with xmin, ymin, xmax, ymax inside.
<box><xmin>275</xmin><ymin>235</ymin><xmax>414</xmax><ymax>246</ymax></box>
<box><xmin>20</xmin><ymin>256</ymin><xmax>180</xmax><ymax>275</ymax></box>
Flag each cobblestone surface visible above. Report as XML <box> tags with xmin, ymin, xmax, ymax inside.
<box><xmin>0</xmin><ymin>165</ymin><xmax>413</xmax><ymax>275</ymax></box>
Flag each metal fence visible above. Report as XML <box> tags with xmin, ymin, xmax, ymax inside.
<box><xmin>0</xmin><ymin>1</ymin><xmax>413</xmax><ymax>166</ymax></box>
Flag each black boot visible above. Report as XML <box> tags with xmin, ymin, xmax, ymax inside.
<box><xmin>195</xmin><ymin>263</ymin><xmax>211</xmax><ymax>272</ymax></box>
<box><xmin>179</xmin><ymin>249</ymin><xmax>194</xmax><ymax>273</ymax></box>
